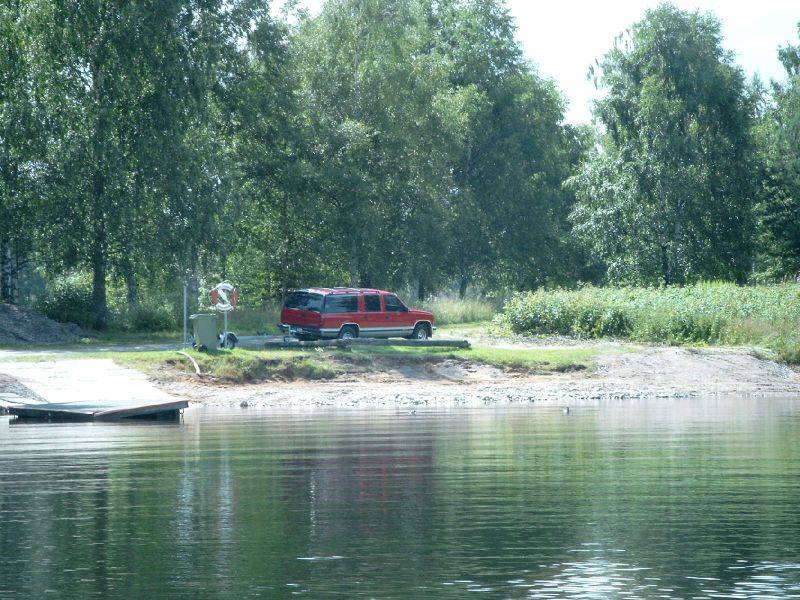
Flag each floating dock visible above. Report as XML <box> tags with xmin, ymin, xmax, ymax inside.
<box><xmin>0</xmin><ymin>359</ymin><xmax>188</xmax><ymax>422</ymax></box>
<box><xmin>6</xmin><ymin>399</ymin><xmax>188</xmax><ymax>421</ymax></box>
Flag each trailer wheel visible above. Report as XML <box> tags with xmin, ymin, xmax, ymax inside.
<box><xmin>222</xmin><ymin>332</ymin><xmax>238</xmax><ymax>349</ymax></box>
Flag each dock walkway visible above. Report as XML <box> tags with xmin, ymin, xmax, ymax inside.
<box><xmin>0</xmin><ymin>359</ymin><xmax>188</xmax><ymax>421</ymax></box>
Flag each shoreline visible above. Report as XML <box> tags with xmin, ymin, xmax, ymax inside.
<box><xmin>158</xmin><ymin>345</ymin><xmax>800</xmax><ymax>409</ymax></box>
<box><xmin>2</xmin><ymin>341</ymin><xmax>799</xmax><ymax>412</ymax></box>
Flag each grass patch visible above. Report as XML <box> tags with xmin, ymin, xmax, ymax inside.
<box><xmin>70</xmin><ymin>343</ymin><xmax>602</xmax><ymax>383</ymax></box>
<box><xmin>225</xmin><ymin>305</ymin><xmax>281</xmax><ymax>335</ymax></box>
<box><xmin>347</xmin><ymin>344</ymin><xmax>600</xmax><ymax>374</ymax></box>
<box><xmin>419</xmin><ymin>297</ymin><xmax>498</xmax><ymax>325</ymax></box>
<box><xmin>499</xmin><ymin>282</ymin><xmax>800</xmax><ymax>363</ymax></box>
<box><xmin>113</xmin><ymin>348</ymin><xmax>337</xmax><ymax>383</ymax></box>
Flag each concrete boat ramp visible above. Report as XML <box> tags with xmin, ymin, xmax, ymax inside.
<box><xmin>0</xmin><ymin>359</ymin><xmax>188</xmax><ymax>421</ymax></box>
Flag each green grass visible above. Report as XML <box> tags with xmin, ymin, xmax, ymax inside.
<box><xmin>419</xmin><ymin>297</ymin><xmax>498</xmax><ymax>325</ymax></box>
<box><xmin>225</xmin><ymin>305</ymin><xmax>281</xmax><ymax>335</ymax></box>
<box><xmin>346</xmin><ymin>344</ymin><xmax>599</xmax><ymax>374</ymax></box>
<box><xmin>34</xmin><ymin>343</ymin><xmax>600</xmax><ymax>383</ymax></box>
<box><xmin>110</xmin><ymin>348</ymin><xmax>337</xmax><ymax>382</ymax></box>
<box><xmin>499</xmin><ymin>282</ymin><xmax>800</xmax><ymax>363</ymax></box>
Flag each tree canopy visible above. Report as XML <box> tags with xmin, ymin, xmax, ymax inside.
<box><xmin>1</xmin><ymin>1</ymin><xmax>799</xmax><ymax>327</ymax></box>
<box><xmin>569</xmin><ymin>4</ymin><xmax>758</xmax><ymax>285</ymax></box>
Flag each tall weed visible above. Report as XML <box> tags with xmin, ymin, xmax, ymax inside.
<box><xmin>419</xmin><ymin>297</ymin><xmax>497</xmax><ymax>325</ymax></box>
<box><xmin>500</xmin><ymin>282</ymin><xmax>800</xmax><ymax>363</ymax></box>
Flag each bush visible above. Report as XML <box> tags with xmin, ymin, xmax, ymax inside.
<box><xmin>115</xmin><ymin>302</ymin><xmax>177</xmax><ymax>333</ymax></box>
<box><xmin>502</xmin><ymin>290</ymin><xmax>632</xmax><ymax>338</ymax></box>
<box><xmin>498</xmin><ymin>282</ymin><xmax>800</xmax><ymax>362</ymax></box>
<box><xmin>36</xmin><ymin>273</ymin><xmax>95</xmax><ymax>328</ymax></box>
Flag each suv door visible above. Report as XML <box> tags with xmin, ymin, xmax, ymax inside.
<box><xmin>322</xmin><ymin>294</ymin><xmax>359</xmax><ymax>338</ymax></box>
<box><xmin>382</xmin><ymin>294</ymin><xmax>413</xmax><ymax>337</ymax></box>
<box><xmin>362</xmin><ymin>293</ymin><xmax>383</xmax><ymax>338</ymax></box>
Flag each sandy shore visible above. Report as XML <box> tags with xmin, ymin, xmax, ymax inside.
<box><xmin>1</xmin><ymin>342</ymin><xmax>798</xmax><ymax>412</ymax></box>
<box><xmin>159</xmin><ymin>346</ymin><xmax>800</xmax><ymax>409</ymax></box>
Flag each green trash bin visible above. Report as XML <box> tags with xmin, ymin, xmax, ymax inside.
<box><xmin>190</xmin><ymin>313</ymin><xmax>218</xmax><ymax>350</ymax></box>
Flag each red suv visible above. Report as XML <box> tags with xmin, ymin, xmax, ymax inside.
<box><xmin>280</xmin><ymin>288</ymin><xmax>436</xmax><ymax>341</ymax></box>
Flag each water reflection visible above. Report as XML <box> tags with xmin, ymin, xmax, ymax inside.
<box><xmin>0</xmin><ymin>398</ymin><xmax>799</xmax><ymax>598</ymax></box>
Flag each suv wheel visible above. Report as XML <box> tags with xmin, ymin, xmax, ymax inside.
<box><xmin>411</xmin><ymin>323</ymin><xmax>430</xmax><ymax>340</ymax></box>
<box><xmin>338</xmin><ymin>325</ymin><xmax>358</xmax><ymax>340</ymax></box>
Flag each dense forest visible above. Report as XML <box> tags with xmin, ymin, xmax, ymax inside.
<box><xmin>1</xmin><ymin>0</ymin><xmax>799</xmax><ymax>330</ymax></box>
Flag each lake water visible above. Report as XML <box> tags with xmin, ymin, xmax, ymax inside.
<box><xmin>2</xmin><ymin>397</ymin><xmax>800</xmax><ymax>598</ymax></box>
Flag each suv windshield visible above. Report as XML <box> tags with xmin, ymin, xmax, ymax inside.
<box><xmin>283</xmin><ymin>291</ymin><xmax>323</xmax><ymax>312</ymax></box>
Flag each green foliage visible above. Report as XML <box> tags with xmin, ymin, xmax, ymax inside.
<box><xmin>112</xmin><ymin>345</ymin><xmax>599</xmax><ymax>382</ymax></box>
<box><xmin>500</xmin><ymin>282</ymin><xmax>800</xmax><ymax>362</ymax></box>
<box><xmin>569</xmin><ymin>4</ymin><xmax>758</xmax><ymax>285</ymax></box>
<box><xmin>755</xmin><ymin>23</ymin><xmax>800</xmax><ymax>279</ymax></box>
<box><xmin>188</xmin><ymin>352</ymin><xmax>337</xmax><ymax>383</ymax></box>
<box><xmin>418</xmin><ymin>296</ymin><xmax>497</xmax><ymax>325</ymax></box>
<box><xmin>228</xmin><ymin>305</ymin><xmax>282</xmax><ymax>335</ymax></box>
<box><xmin>502</xmin><ymin>288</ymin><xmax>632</xmax><ymax>338</ymax></box>
<box><xmin>287</xmin><ymin>0</ymin><xmax>581</xmax><ymax>293</ymax></box>
<box><xmin>114</xmin><ymin>302</ymin><xmax>176</xmax><ymax>333</ymax></box>
<box><xmin>35</xmin><ymin>273</ymin><xmax>95</xmax><ymax>329</ymax></box>
<box><xmin>3</xmin><ymin>1</ymin><xmax>800</xmax><ymax>331</ymax></box>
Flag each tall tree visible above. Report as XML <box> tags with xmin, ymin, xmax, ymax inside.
<box><xmin>287</xmin><ymin>0</ymin><xmax>579</xmax><ymax>297</ymax></box>
<box><xmin>0</xmin><ymin>1</ymin><xmax>40</xmax><ymax>303</ymax></box>
<box><xmin>757</xmin><ymin>23</ymin><xmax>800</xmax><ymax>278</ymax></box>
<box><xmin>570</xmin><ymin>4</ymin><xmax>758</xmax><ymax>285</ymax></box>
<box><xmin>27</xmin><ymin>0</ymin><xmax>261</xmax><ymax>326</ymax></box>
<box><xmin>431</xmin><ymin>0</ymin><xmax>582</xmax><ymax>292</ymax></box>
<box><xmin>294</xmin><ymin>0</ymin><xmax>458</xmax><ymax>291</ymax></box>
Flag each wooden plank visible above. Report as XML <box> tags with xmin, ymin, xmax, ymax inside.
<box><xmin>9</xmin><ymin>400</ymin><xmax>188</xmax><ymax>421</ymax></box>
<box><xmin>263</xmin><ymin>338</ymin><xmax>471</xmax><ymax>350</ymax></box>
<box><xmin>8</xmin><ymin>406</ymin><xmax>94</xmax><ymax>421</ymax></box>
<box><xmin>94</xmin><ymin>400</ymin><xmax>189</xmax><ymax>421</ymax></box>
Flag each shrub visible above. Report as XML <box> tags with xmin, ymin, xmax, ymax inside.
<box><xmin>116</xmin><ymin>302</ymin><xmax>177</xmax><ymax>332</ymax></box>
<box><xmin>36</xmin><ymin>273</ymin><xmax>95</xmax><ymax>328</ymax></box>
<box><xmin>498</xmin><ymin>282</ymin><xmax>800</xmax><ymax>362</ymax></box>
<box><xmin>502</xmin><ymin>290</ymin><xmax>632</xmax><ymax>338</ymax></box>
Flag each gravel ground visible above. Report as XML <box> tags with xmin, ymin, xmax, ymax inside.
<box><xmin>2</xmin><ymin>338</ymin><xmax>798</xmax><ymax>412</ymax></box>
<box><xmin>161</xmin><ymin>346</ymin><xmax>800</xmax><ymax>409</ymax></box>
<box><xmin>0</xmin><ymin>303</ymin><xmax>83</xmax><ymax>345</ymax></box>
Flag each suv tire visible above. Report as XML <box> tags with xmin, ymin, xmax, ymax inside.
<box><xmin>410</xmin><ymin>323</ymin><xmax>430</xmax><ymax>340</ymax></box>
<box><xmin>338</xmin><ymin>325</ymin><xmax>358</xmax><ymax>340</ymax></box>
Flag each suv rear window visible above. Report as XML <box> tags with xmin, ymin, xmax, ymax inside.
<box><xmin>284</xmin><ymin>291</ymin><xmax>323</xmax><ymax>312</ymax></box>
<box><xmin>324</xmin><ymin>294</ymin><xmax>358</xmax><ymax>313</ymax></box>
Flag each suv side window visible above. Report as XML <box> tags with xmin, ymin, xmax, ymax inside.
<box><xmin>324</xmin><ymin>295</ymin><xmax>358</xmax><ymax>313</ymax></box>
<box><xmin>364</xmin><ymin>295</ymin><xmax>381</xmax><ymax>312</ymax></box>
<box><xmin>384</xmin><ymin>294</ymin><xmax>408</xmax><ymax>312</ymax></box>
<box><xmin>283</xmin><ymin>291</ymin><xmax>323</xmax><ymax>312</ymax></box>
